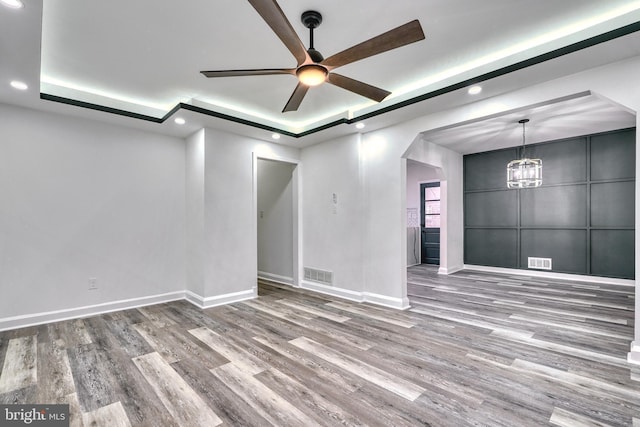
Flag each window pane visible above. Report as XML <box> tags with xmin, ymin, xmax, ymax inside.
<box><xmin>425</xmin><ymin>187</ymin><xmax>440</xmax><ymax>201</ymax></box>
<box><xmin>425</xmin><ymin>200</ymin><xmax>440</xmax><ymax>214</ymax></box>
<box><xmin>425</xmin><ymin>215</ymin><xmax>440</xmax><ymax>227</ymax></box>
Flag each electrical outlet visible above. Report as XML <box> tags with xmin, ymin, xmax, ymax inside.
<box><xmin>88</xmin><ymin>277</ymin><xmax>98</xmax><ymax>290</ymax></box>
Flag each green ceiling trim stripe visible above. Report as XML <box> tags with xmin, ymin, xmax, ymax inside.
<box><xmin>40</xmin><ymin>20</ymin><xmax>640</xmax><ymax>139</ymax></box>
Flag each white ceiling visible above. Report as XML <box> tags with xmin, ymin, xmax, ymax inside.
<box><xmin>422</xmin><ymin>92</ymin><xmax>637</xmax><ymax>154</ymax></box>
<box><xmin>1</xmin><ymin>0</ymin><xmax>639</xmax><ymax>150</ymax></box>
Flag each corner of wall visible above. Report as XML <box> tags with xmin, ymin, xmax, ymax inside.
<box><xmin>438</xmin><ymin>265</ymin><xmax>464</xmax><ymax>275</ymax></box>
<box><xmin>184</xmin><ymin>288</ymin><xmax>256</xmax><ymax>309</ymax></box>
<box><xmin>363</xmin><ymin>292</ymin><xmax>411</xmax><ymax>310</ymax></box>
<box><xmin>628</xmin><ymin>341</ymin><xmax>640</xmax><ymax>366</ymax></box>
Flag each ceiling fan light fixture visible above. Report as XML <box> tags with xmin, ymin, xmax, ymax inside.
<box><xmin>296</xmin><ymin>65</ymin><xmax>327</xmax><ymax>87</ymax></box>
<box><xmin>199</xmin><ymin>3</ymin><xmax>424</xmax><ymax>112</ymax></box>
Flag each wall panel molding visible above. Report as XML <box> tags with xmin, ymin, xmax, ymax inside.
<box><xmin>464</xmin><ymin>128</ymin><xmax>635</xmax><ymax>279</ymax></box>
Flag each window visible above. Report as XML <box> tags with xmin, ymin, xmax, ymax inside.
<box><xmin>424</xmin><ymin>185</ymin><xmax>440</xmax><ymax>228</ymax></box>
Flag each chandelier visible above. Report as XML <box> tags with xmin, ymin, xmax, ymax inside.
<box><xmin>507</xmin><ymin>119</ymin><xmax>542</xmax><ymax>189</ymax></box>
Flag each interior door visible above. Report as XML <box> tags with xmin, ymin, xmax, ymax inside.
<box><xmin>420</xmin><ymin>182</ymin><xmax>440</xmax><ymax>265</ymax></box>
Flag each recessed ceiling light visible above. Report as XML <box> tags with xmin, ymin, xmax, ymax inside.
<box><xmin>10</xmin><ymin>80</ymin><xmax>28</xmax><ymax>90</ymax></box>
<box><xmin>0</xmin><ymin>0</ymin><xmax>23</xmax><ymax>9</ymax></box>
<box><xmin>355</xmin><ymin>123</ymin><xmax>365</xmax><ymax>129</ymax></box>
<box><xmin>174</xmin><ymin>117</ymin><xmax>186</xmax><ymax>125</ymax></box>
<box><xmin>271</xmin><ymin>133</ymin><xmax>281</xmax><ymax>140</ymax></box>
<box><xmin>468</xmin><ymin>85</ymin><xmax>482</xmax><ymax>95</ymax></box>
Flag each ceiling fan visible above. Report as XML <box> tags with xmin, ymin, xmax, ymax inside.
<box><xmin>200</xmin><ymin>0</ymin><xmax>425</xmax><ymax>113</ymax></box>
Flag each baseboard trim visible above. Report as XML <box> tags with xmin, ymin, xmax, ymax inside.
<box><xmin>185</xmin><ymin>288</ymin><xmax>256</xmax><ymax>309</ymax></box>
<box><xmin>628</xmin><ymin>341</ymin><xmax>640</xmax><ymax>365</ymax></box>
<box><xmin>363</xmin><ymin>292</ymin><xmax>411</xmax><ymax>310</ymax></box>
<box><xmin>300</xmin><ymin>281</ymin><xmax>409</xmax><ymax>310</ymax></box>
<box><xmin>300</xmin><ymin>280</ymin><xmax>363</xmax><ymax>303</ymax></box>
<box><xmin>463</xmin><ymin>264</ymin><xmax>635</xmax><ymax>287</ymax></box>
<box><xmin>438</xmin><ymin>265</ymin><xmax>464</xmax><ymax>275</ymax></box>
<box><xmin>1</xmin><ymin>286</ymin><xmax>260</xmax><ymax>332</ymax></box>
<box><xmin>0</xmin><ymin>291</ymin><xmax>186</xmax><ymax>332</ymax></box>
<box><xmin>257</xmin><ymin>271</ymin><xmax>293</xmax><ymax>286</ymax></box>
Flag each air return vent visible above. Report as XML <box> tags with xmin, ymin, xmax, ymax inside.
<box><xmin>304</xmin><ymin>267</ymin><xmax>333</xmax><ymax>285</ymax></box>
<box><xmin>528</xmin><ymin>257</ymin><xmax>552</xmax><ymax>270</ymax></box>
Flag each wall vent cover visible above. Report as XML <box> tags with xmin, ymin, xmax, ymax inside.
<box><xmin>304</xmin><ymin>267</ymin><xmax>333</xmax><ymax>285</ymax></box>
<box><xmin>528</xmin><ymin>257</ymin><xmax>552</xmax><ymax>270</ymax></box>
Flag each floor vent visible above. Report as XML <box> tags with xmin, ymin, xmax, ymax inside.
<box><xmin>528</xmin><ymin>257</ymin><xmax>552</xmax><ymax>270</ymax></box>
<box><xmin>304</xmin><ymin>267</ymin><xmax>333</xmax><ymax>285</ymax></box>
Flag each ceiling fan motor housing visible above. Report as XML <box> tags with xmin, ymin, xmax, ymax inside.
<box><xmin>301</xmin><ymin>10</ymin><xmax>322</xmax><ymax>29</ymax></box>
<box><xmin>307</xmin><ymin>48</ymin><xmax>324</xmax><ymax>62</ymax></box>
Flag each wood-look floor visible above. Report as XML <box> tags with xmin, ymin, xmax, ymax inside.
<box><xmin>1</xmin><ymin>266</ymin><xmax>639</xmax><ymax>426</ymax></box>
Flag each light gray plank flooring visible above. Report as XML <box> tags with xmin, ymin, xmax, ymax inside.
<box><xmin>82</xmin><ymin>401</ymin><xmax>132</xmax><ymax>427</ymax></box>
<box><xmin>0</xmin><ymin>335</ymin><xmax>37</xmax><ymax>394</ymax></box>
<box><xmin>132</xmin><ymin>352</ymin><xmax>222</xmax><ymax>426</ymax></box>
<box><xmin>0</xmin><ymin>265</ymin><xmax>638</xmax><ymax>426</ymax></box>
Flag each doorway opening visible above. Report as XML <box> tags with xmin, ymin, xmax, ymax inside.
<box><xmin>421</xmin><ymin>182</ymin><xmax>441</xmax><ymax>265</ymax></box>
<box><xmin>255</xmin><ymin>156</ymin><xmax>300</xmax><ymax>287</ymax></box>
<box><xmin>406</xmin><ymin>159</ymin><xmax>442</xmax><ymax>267</ymax></box>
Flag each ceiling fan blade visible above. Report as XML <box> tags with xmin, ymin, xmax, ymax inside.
<box><xmin>282</xmin><ymin>82</ymin><xmax>309</xmax><ymax>112</ymax></box>
<box><xmin>248</xmin><ymin>0</ymin><xmax>310</xmax><ymax>66</ymax></box>
<box><xmin>321</xmin><ymin>20</ymin><xmax>425</xmax><ymax>69</ymax></box>
<box><xmin>200</xmin><ymin>68</ymin><xmax>295</xmax><ymax>78</ymax></box>
<box><xmin>327</xmin><ymin>73</ymin><xmax>391</xmax><ymax>102</ymax></box>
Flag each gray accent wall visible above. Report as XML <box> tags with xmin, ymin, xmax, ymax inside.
<box><xmin>463</xmin><ymin>128</ymin><xmax>635</xmax><ymax>279</ymax></box>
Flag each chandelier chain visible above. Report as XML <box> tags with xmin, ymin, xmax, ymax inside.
<box><xmin>522</xmin><ymin>120</ymin><xmax>526</xmax><ymax>158</ymax></box>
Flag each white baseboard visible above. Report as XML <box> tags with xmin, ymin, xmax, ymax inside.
<box><xmin>257</xmin><ymin>271</ymin><xmax>294</xmax><ymax>286</ymax></box>
<box><xmin>463</xmin><ymin>264</ymin><xmax>635</xmax><ymax>287</ymax></box>
<box><xmin>0</xmin><ymin>286</ymin><xmax>260</xmax><ymax>332</ymax></box>
<box><xmin>0</xmin><ymin>291</ymin><xmax>186</xmax><ymax>332</ymax></box>
<box><xmin>363</xmin><ymin>292</ymin><xmax>411</xmax><ymax>310</ymax></box>
<box><xmin>628</xmin><ymin>341</ymin><xmax>640</xmax><ymax>366</ymax></box>
<box><xmin>438</xmin><ymin>265</ymin><xmax>464</xmax><ymax>275</ymax></box>
<box><xmin>185</xmin><ymin>288</ymin><xmax>256</xmax><ymax>309</ymax></box>
<box><xmin>301</xmin><ymin>280</ymin><xmax>364</xmax><ymax>303</ymax></box>
<box><xmin>300</xmin><ymin>281</ymin><xmax>409</xmax><ymax>310</ymax></box>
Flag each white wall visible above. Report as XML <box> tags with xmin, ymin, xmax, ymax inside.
<box><xmin>185</xmin><ymin>129</ymin><xmax>205</xmax><ymax>297</ymax></box>
<box><xmin>301</xmin><ymin>134</ymin><xmax>365</xmax><ymax>296</ymax></box>
<box><xmin>360</xmin><ymin>131</ymin><xmax>419</xmax><ymax>306</ymax></box>
<box><xmin>0</xmin><ymin>104</ymin><xmax>186</xmax><ymax>322</ymax></box>
<box><xmin>257</xmin><ymin>158</ymin><xmax>295</xmax><ymax>283</ymax></box>
<box><xmin>197</xmin><ymin>128</ymin><xmax>299</xmax><ymax>301</ymax></box>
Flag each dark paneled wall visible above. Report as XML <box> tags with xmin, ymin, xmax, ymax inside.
<box><xmin>463</xmin><ymin>128</ymin><xmax>635</xmax><ymax>279</ymax></box>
